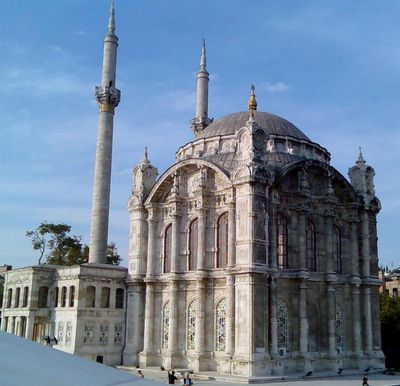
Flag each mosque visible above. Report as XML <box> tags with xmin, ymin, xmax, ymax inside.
<box><xmin>1</xmin><ymin>1</ymin><xmax>385</xmax><ymax>378</ymax></box>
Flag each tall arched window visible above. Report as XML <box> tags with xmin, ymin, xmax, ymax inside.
<box><xmin>14</xmin><ymin>288</ymin><xmax>20</xmax><ymax>308</ymax></box>
<box><xmin>86</xmin><ymin>286</ymin><xmax>96</xmax><ymax>308</ymax></box>
<box><xmin>215</xmin><ymin>298</ymin><xmax>227</xmax><ymax>351</ymax></box>
<box><xmin>162</xmin><ymin>302</ymin><xmax>170</xmax><ymax>349</ymax></box>
<box><xmin>101</xmin><ymin>287</ymin><xmax>110</xmax><ymax>308</ymax></box>
<box><xmin>7</xmin><ymin>288</ymin><xmax>12</xmax><ymax>308</ymax></box>
<box><xmin>336</xmin><ymin>303</ymin><xmax>344</xmax><ymax>352</ymax></box>
<box><xmin>69</xmin><ymin>286</ymin><xmax>75</xmax><ymax>307</ymax></box>
<box><xmin>164</xmin><ymin>224</ymin><xmax>172</xmax><ymax>273</ymax></box>
<box><xmin>277</xmin><ymin>298</ymin><xmax>289</xmax><ymax>350</ymax></box>
<box><xmin>187</xmin><ymin>301</ymin><xmax>196</xmax><ymax>350</ymax></box>
<box><xmin>189</xmin><ymin>219</ymin><xmax>198</xmax><ymax>271</ymax></box>
<box><xmin>306</xmin><ymin>220</ymin><xmax>317</xmax><ymax>271</ymax></box>
<box><xmin>217</xmin><ymin>212</ymin><xmax>228</xmax><ymax>268</ymax></box>
<box><xmin>333</xmin><ymin>226</ymin><xmax>342</xmax><ymax>273</ymax></box>
<box><xmin>54</xmin><ymin>287</ymin><xmax>59</xmax><ymax>307</ymax></box>
<box><xmin>38</xmin><ymin>286</ymin><xmax>49</xmax><ymax>308</ymax></box>
<box><xmin>115</xmin><ymin>288</ymin><xmax>124</xmax><ymax>309</ymax></box>
<box><xmin>22</xmin><ymin>287</ymin><xmax>29</xmax><ymax>307</ymax></box>
<box><xmin>276</xmin><ymin>213</ymin><xmax>288</xmax><ymax>268</ymax></box>
<box><xmin>61</xmin><ymin>286</ymin><xmax>67</xmax><ymax>307</ymax></box>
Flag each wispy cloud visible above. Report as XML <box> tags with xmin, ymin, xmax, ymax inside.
<box><xmin>260</xmin><ymin>81</ymin><xmax>291</xmax><ymax>93</ymax></box>
<box><xmin>1</xmin><ymin>68</ymin><xmax>92</xmax><ymax>97</ymax></box>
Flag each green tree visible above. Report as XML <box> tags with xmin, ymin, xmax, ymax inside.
<box><xmin>26</xmin><ymin>222</ymin><xmax>121</xmax><ymax>266</ymax></box>
<box><xmin>380</xmin><ymin>293</ymin><xmax>400</xmax><ymax>368</ymax></box>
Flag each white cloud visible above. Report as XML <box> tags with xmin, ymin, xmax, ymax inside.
<box><xmin>260</xmin><ymin>81</ymin><xmax>291</xmax><ymax>93</ymax></box>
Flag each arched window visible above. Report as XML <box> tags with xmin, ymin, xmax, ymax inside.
<box><xmin>333</xmin><ymin>226</ymin><xmax>342</xmax><ymax>273</ymax></box>
<box><xmin>69</xmin><ymin>286</ymin><xmax>75</xmax><ymax>307</ymax></box>
<box><xmin>14</xmin><ymin>288</ymin><xmax>20</xmax><ymax>308</ymax></box>
<box><xmin>306</xmin><ymin>220</ymin><xmax>317</xmax><ymax>271</ymax></box>
<box><xmin>217</xmin><ymin>212</ymin><xmax>228</xmax><ymax>268</ymax></box>
<box><xmin>38</xmin><ymin>286</ymin><xmax>49</xmax><ymax>308</ymax></box>
<box><xmin>189</xmin><ymin>219</ymin><xmax>198</xmax><ymax>271</ymax></box>
<box><xmin>115</xmin><ymin>288</ymin><xmax>124</xmax><ymax>308</ymax></box>
<box><xmin>336</xmin><ymin>303</ymin><xmax>344</xmax><ymax>352</ymax></box>
<box><xmin>7</xmin><ymin>288</ymin><xmax>12</xmax><ymax>308</ymax></box>
<box><xmin>22</xmin><ymin>287</ymin><xmax>29</xmax><ymax>307</ymax></box>
<box><xmin>164</xmin><ymin>224</ymin><xmax>172</xmax><ymax>273</ymax></box>
<box><xmin>101</xmin><ymin>287</ymin><xmax>110</xmax><ymax>308</ymax></box>
<box><xmin>61</xmin><ymin>286</ymin><xmax>67</xmax><ymax>307</ymax></box>
<box><xmin>277</xmin><ymin>298</ymin><xmax>289</xmax><ymax>350</ymax></box>
<box><xmin>187</xmin><ymin>301</ymin><xmax>196</xmax><ymax>350</ymax></box>
<box><xmin>162</xmin><ymin>302</ymin><xmax>170</xmax><ymax>349</ymax></box>
<box><xmin>215</xmin><ymin>298</ymin><xmax>227</xmax><ymax>351</ymax></box>
<box><xmin>54</xmin><ymin>287</ymin><xmax>59</xmax><ymax>307</ymax></box>
<box><xmin>276</xmin><ymin>213</ymin><xmax>288</xmax><ymax>268</ymax></box>
<box><xmin>86</xmin><ymin>286</ymin><xmax>96</xmax><ymax>307</ymax></box>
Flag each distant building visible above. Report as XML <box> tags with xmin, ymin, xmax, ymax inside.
<box><xmin>380</xmin><ymin>269</ymin><xmax>400</xmax><ymax>297</ymax></box>
<box><xmin>0</xmin><ymin>264</ymin><xmax>12</xmax><ymax>326</ymax></box>
<box><xmin>1</xmin><ymin>264</ymin><xmax>126</xmax><ymax>364</ymax></box>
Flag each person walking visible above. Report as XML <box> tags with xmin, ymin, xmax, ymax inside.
<box><xmin>182</xmin><ymin>373</ymin><xmax>193</xmax><ymax>386</ymax></box>
<box><xmin>137</xmin><ymin>370</ymin><xmax>144</xmax><ymax>378</ymax></box>
<box><xmin>167</xmin><ymin>369</ymin><xmax>178</xmax><ymax>384</ymax></box>
<box><xmin>362</xmin><ymin>375</ymin><xmax>369</xmax><ymax>385</ymax></box>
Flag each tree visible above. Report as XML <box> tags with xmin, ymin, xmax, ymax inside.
<box><xmin>26</xmin><ymin>222</ymin><xmax>121</xmax><ymax>266</ymax></box>
<box><xmin>380</xmin><ymin>293</ymin><xmax>400</xmax><ymax>368</ymax></box>
<box><xmin>81</xmin><ymin>242</ymin><xmax>121</xmax><ymax>265</ymax></box>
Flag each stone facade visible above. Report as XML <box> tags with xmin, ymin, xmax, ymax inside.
<box><xmin>0</xmin><ymin>264</ymin><xmax>127</xmax><ymax>365</ymax></box>
<box><xmin>123</xmin><ymin>84</ymin><xmax>385</xmax><ymax>375</ymax></box>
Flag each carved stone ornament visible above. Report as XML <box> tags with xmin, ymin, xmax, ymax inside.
<box><xmin>95</xmin><ymin>85</ymin><xmax>121</xmax><ymax>113</ymax></box>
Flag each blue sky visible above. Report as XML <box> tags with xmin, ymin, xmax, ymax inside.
<box><xmin>1</xmin><ymin>0</ymin><xmax>399</xmax><ymax>269</ymax></box>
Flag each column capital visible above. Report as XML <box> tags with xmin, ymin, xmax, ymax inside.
<box><xmin>350</xmin><ymin>275</ymin><xmax>362</xmax><ymax>286</ymax></box>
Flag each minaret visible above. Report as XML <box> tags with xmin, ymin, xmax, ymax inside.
<box><xmin>88</xmin><ymin>0</ymin><xmax>121</xmax><ymax>264</ymax></box>
<box><xmin>191</xmin><ymin>38</ymin><xmax>212</xmax><ymax>138</ymax></box>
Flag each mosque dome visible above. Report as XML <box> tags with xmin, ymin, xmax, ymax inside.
<box><xmin>198</xmin><ymin>111</ymin><xmax>311</xmax><ymax>142</ymax></box>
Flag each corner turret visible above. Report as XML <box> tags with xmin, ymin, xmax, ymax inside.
<box><xmin>348</xmin><ymin>147</ymin><xmax>377</xmax><ymax>206</ymax></box>
<box><xmin>131</xmin><ymin>148</ymin><xmax>158</xmax><ymax>205</ymax></box>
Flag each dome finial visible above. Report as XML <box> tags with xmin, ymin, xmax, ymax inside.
<box><xmin>248</xmin><ymin>84</ymin><xmax>257</xmax><ymax>118</ymax></box>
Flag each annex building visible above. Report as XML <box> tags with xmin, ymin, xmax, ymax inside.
<box><xmin>1</xmin><ymin>1</ymin><xmax>385</xmax><ymax>378</ymax></box>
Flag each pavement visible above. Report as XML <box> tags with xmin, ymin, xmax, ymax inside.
<box><xmin>119</xmin><ymin>367</ymin><xmax>400</xmax><ymax>386</ymax></box>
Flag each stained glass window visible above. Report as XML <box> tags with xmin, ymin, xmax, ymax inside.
<box><xmin>333</xmin><ymin>226</ymin><xmax>342</xmax><ymax>273</ymax></box>
<box><xmin>217</xmin><ymin>212</ymin><xmax>228</xmax><ymax>268</ymax></box>
<box><xmin>336</xmin><ymin>303</ymin><xmax>344</xmax><ymax>350</ymax></box>
<box><xmin>189</xmin><ymin>219</ymin><xmax>198</xmax><ymax>271</ymax></box>
<box><xmin>277</xmin><ymin>213</ymin><xmax>288</xmax><ymax>268</ymax></box>
<box><xmin>164</xmin><ymin>225</ymin><xmax>172</xmax><ymax>273</ymax></box>
<box><xmin>162</xmin><ymin>302</ymin><xmax>170</xmax><ymax>349</ymax></box>
<box><xmin>187</xmin><ymin>301</ymin><xmax>196</xmax><ymax>350</ymax></box>
<box><xmin>277</xmin><ymin>298</ymin><xmax>289</xmax><ymax>349</ymax></box>
<box><xmin>215</xmin><ymin>298</ymin><xmax>227</xmax><ymax>351</ymax></box>
<box><xmin>306</xmin><ymin>220</ymin><xmax>317</xmax><ymax>271</ymax></box>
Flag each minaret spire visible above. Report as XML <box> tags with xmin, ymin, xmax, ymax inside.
<box><xmin>191</xmin><ymin>37</ymin><xmax>212</xmax><ymax>138</ymax></box>
<box><xmin>89</xmin><ymin>0</ymin><xmax>121</xmax><ymax>264</ymax></box>
<box><xmin>200</xmin><ymin>36</ymin><xmax>206</xmax><ymax>70</ymax></box>
<box><xmin>108</xmin><ymin>0</ymin><xmax>115</xmax><ymax>34</ymax></box>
